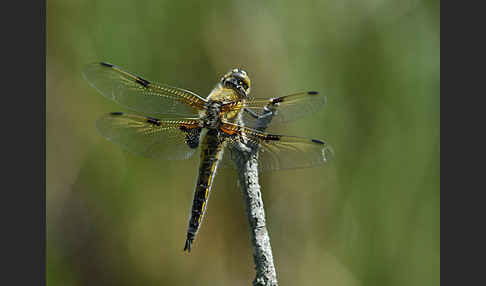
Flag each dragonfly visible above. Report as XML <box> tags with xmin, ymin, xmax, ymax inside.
<box><xmin>82</xmin><ymin>62</ymin><xmax>333</xmax><ymax>252</ymax></box>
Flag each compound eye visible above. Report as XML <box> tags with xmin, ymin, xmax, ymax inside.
<box><xmin>222</xmin><ymin>77</ymin><xmax>236</xmax><ymax>89</ymax></box>
<box><xmin>238</xmin><ymin>78</ymin><xmax>249</xmax><ymax>90</ymax></box>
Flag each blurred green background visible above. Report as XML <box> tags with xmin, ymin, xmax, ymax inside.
<box><xmin>46</xmin><ymin>0</ymin><xmax>440</xmax><ymax>285</ymax></box>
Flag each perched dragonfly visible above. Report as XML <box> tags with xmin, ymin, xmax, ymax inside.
<box><xmin>82</xmin><ymin>62</ymin><xmax>333</xmax><ymax>252</ymax></box>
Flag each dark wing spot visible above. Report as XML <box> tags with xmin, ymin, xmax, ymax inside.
<box><xmin>265</xmin><ymin>135</ymin><xmax>281</xmax><ymax>141</ymax></box>
<box><xmin>180</xmin><ymin>126</ymin><xmax>201</xmax><ymax>149</ymax></box>
<box><xmin>110</xmin><ymin>112</ymin><xmax>123</xmax><ymax>116</ymax></box>
<box><xmin>187</xmin><ymin>127</ymin><xmax>202</xmax><ymax>149</ymax></box>
<box><xmin>271</xmin><ymin>96</ymin><xmax>284</xmax><ymax>104</ymax></box>
<box><xmin>136</xmin><ymin>77</ymin><xmax>150</xmax><ymax>87</ymax></box>
<box><xmin>146</xmin><ymin>117</ymin><xmax>161</xmax><ymax>126</ymax></box>
<box><xmin>100</xmin><ymin>62</ymin><xmax>114</xmax><ymax>67</ymax></box>
<box><xmin>308</xmin><ymin>91</ymin><xmax>319</xmax><ymax>95</ymax></box>
<box><xmin>311</xmin><ymin>139</ymin><xmax>325</xmax><ymax>144</ymax></box>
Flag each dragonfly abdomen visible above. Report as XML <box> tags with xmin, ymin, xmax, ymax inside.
<box><xmin>184</xmin><ymin>130</ymin><xmax>225</xmax><ymax>252</ymax></box>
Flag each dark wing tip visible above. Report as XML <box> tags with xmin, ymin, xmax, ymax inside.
<box><xmin>308</xmin><ymin>91</ymin><xmax>319</xmax><ymax>95</ymax></box>
<box><xmin>110</xmin><ymin>112</ymin><xmax>124</xmax><ymax>116</ymax></box>
<box><xmin>184</xmin><ymin>238</ymin><xmax>193</xmax><ymax>253</ymax></box>
<box><xmin>82</xmin><ymin>62</ymin><xmax>115</xmax><ymax>84</ymax></box>
<box><xmin>322</xmin><ymin>144</ymin><xmax>335</xmax><ymax>163</ymax></box>
<box><xmin>100</xmin><ymin>62</ymin><xmax>114</xmax><ymax>67</ymax></box>
<box><xmin>312</xmin><ymin>138</ymin><xmax>335</xmax><ymax>162</ymax></box>
<box><xmin>311</xmin><ymin>139</ymin><xmax>335</xmax><ymax>162</ymax></box>
<box><xmin>146</xmin><ymin>117</ymin><xmax>161</xmax><ymax>126</ymax></box>
<box><xmin>135</xmin><ymin>77</ymin><xmax>150</xmax><ymax>87</ymax></box>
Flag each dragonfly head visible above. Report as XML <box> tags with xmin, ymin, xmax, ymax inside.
<box><xmin>221</xmin><ymin>68</ymin><xmax>251</xmax><ymax>98</ymax></box>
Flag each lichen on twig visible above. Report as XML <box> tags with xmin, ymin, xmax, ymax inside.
<box><xmin>231</xmin><ymin>107</ymin><xmax>278</xmax><ymax>286</ymax></box>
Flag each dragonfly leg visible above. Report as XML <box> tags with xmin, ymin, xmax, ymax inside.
<box><xmin>258</xmin><ymin>109</ymin><xmax>275</xmax><ymax>119</ymax></box>
<box><xmin>243</xmin><ymin>107</ymin><xmax>260</xmax><ymax>119</ymax></box>
<box><xmin>243</xmin><ymin>107</ymin><xmax>275</xmax><ymax>120</ymax></box>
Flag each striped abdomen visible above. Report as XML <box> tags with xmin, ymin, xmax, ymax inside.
<box><xmin>184</xmin><ymin>130</ymin><xmax>225</xmax><ymax>252</ymax></box>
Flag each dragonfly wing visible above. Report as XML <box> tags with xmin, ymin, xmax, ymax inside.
<box><xmin>96</xmin><ymin>112</ymin><xmax>203</xmax><ymax>160</ymax></box>
<box><xmin>83</xmin><ymin>62</ymin><xmax>207</xmax><ymax>116</ymax></box>
<box><xmin>219</xmin><ymin>122</ymin><xmax>333</xmax><ymax>171</ymax></box>
<box><xmin>228</xmin><ymin>91</ymin><xmax>326</xmax><ymax>129</ymax></box>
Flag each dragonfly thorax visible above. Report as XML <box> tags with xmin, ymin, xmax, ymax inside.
<box><xmin>203</xmin><ymin>100</ymin><xmax>223</xmax><ymax>129</ymax></box>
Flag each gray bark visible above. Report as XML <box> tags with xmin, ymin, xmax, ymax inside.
<box><xmin>231</xmin><ymin>107</ymin><xmax>278</xmax><ymax>286</ymax></box>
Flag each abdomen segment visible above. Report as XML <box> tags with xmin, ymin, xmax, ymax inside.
<box><xmin>184</xmin><ymin>130</ymin><xmax>225</xmax><ymax>252</ymax></box>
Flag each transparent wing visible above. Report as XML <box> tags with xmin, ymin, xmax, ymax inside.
<box><xmin>219</xmin><ymin>122</ymin><xmax>333</xmax><ymax>172</ymax></box>
<box><xmin>83</xmin><ymin>62</ymin><xmax>207</xmax><ymax>116</ymax></box>
<box><xmin>96</xmin><ymin>112</ymin><xmax>203</xmax><ymax>160</ymax></box>
<box><xmin>221</xmin><ymin>91</ymin><xmax>326</xmax><ymax>129</ymax></box>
